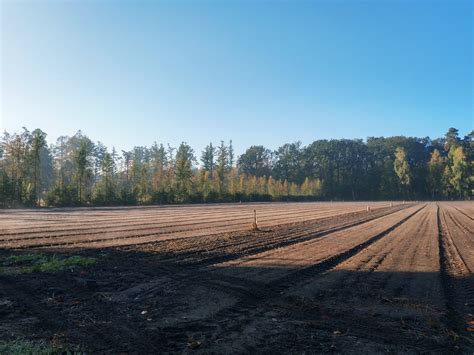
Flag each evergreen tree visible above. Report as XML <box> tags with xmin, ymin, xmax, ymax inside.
<box><xmin>444</xmin><ymin>127</ymin><xmax>461</xmax><ymax>151</ymax></box>
<box><xmin>216</xmin><ymin>140</ymin><xmax>228</xmax><ymax>191</ymax></box>
<box><xmin>201</xmin><ymin>143</ymin><xmax>216</xmax><ymax>176</ymax></box>
<box><xmin>93</xmin><ymin>142</ymin><xmax>107</xmax><ymax>185</ymax></box>
<box><xmin>175</xmin><ymin>142</ymin><xmax>195</xmax><ymax>202</ymax></box>
<box><xmin>102</xmin><ymin>151</ymin><xmax>116</xmax><ymax>203</ymax></box>
<box><xmin>75</xmin><ymin>141</ymin><xmax>91</xmax><ymax>204</ymax></box>
<box><xmin>30</xmin><ymin>129</ymin><xmax>47</xmax><ymax>205</ymax></box>
<box><xmin>228</xmin><ymin>140</ymin><xmax>235</xmax><ymax>168</ymax></box>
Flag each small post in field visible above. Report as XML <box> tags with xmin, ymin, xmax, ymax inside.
<box><xmin>367</xmin><ymin>205</ymin><xmax>371</xmax><ymax>213</ymax></box>
<box><xmin>390</xmin><ymin>202</ymin><xmax>393</xmax><ymax>207</ymax></box>
<box><xmin>251</xmin><ymin>209</ymin><xmax>259</xmax><ymax>231</ymax></box>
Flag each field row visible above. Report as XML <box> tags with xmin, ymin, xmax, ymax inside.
<box><xmin>0</xmin><ymin>201</ymin><xmax>399</xmax><ymax>249</ymax></box>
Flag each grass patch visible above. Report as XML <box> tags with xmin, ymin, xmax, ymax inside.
<box><xmin>0</xmin><ymin>339</ymin><xmax>55</xmax><ymax>354</ymax></box>
<box><xmin>0</xmin><ymin>254</ymin><xmax>96</xmax><ymax>274</ymax></box>
<box><xmin>2</xmin><ymin>254</ymin><xmax>43</xmax><ymax>264</ymax></box>
<box><xmin>0</xmin><ymin>339</ymin><xmax>83</xmax><ymax>354</ymax></box>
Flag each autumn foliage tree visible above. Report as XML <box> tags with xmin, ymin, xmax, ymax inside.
<box><xmin>394</xmin><ymin>147</ymin><xmax>411</xmax><ymax>198</ymax></box>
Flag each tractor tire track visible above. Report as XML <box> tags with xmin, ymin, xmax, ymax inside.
<box><xmin>437</xmin><ymin>204</ymin><xmax>474</xmax><ymax>352</ymax></box>
<box><xmin>173</xmin><ymin>204</ymin><xmax>427</xmax><ymax>347</ymax></box>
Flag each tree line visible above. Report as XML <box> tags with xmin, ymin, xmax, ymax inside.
<box><xmin>0</xmin><ymin>127</ymin><xmax>472</xmax><ymax>207</ymax></box>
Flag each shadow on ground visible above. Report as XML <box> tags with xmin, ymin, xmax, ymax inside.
<box><xmin>0</xmin><ymin>247</ymin><xmax>472</xmax><ymax>354</ymax></box>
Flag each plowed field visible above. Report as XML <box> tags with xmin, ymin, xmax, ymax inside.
<box><xmin>0</xmin><ymin>202</ymin><xmax>472</xmax><ymax>353</ymax></box>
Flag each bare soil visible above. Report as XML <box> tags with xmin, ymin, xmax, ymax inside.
<box><xmin>0</xmin><ymin>202</ymin><xmax>472</xmax><ymax>353</ymax></box>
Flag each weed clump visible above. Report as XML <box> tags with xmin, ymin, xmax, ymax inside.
<box><xmin>0</xmin><ymin>254</ymin><xmax>96</xmax><ymax>274</ymax></box>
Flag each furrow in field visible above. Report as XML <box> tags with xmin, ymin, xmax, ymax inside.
<box><xmin>0</xmin><ymin>206</ymin><xmax>405</xmax><ymax>249</ymax></box>
<box><xmin>444</xmin><ymin>201</ymin><xmax>473</xmax><ymax>218</ymax></box>
<box><xmin>452</xmin><ymin>205</ymin><xmax>474</xmax><ymax>221</ymax></box>
<box><xmin>0</xmin><ymin>203</ymin><xmax>393</xmax><ymax>234</ymax></box>
<box><xmin>439</xmin><ymin>204</ymin><xmax>473</xmax><ymax>274</ymax></box>
<box><xmin>146</xmin><ymin>205</ymin><xmax>411</xmax><ymax>267</ymax></box>
<box><xmin>102</xmin><ymin>204</ymin><xmax>415</xmax><ymax>304</ymax></box>
<box><xmin>279</xmin><ymin>203</ymin><xmax>444</xmax><ymax>351</ymax></box>
<box><xmin>0</xmin><ymin>204</ymin><xmax>330</xmax><ymax>231</ymax></box>
<box><xmin>290</xmin><ymin>203</ymin><xmax>442</xmax><ymax>319</ymax></box>
<box><xmin>180</xmin><ymin>205</ymin><xmax>427</xmax><ymax>353</ymax></box>
<box><xmin>2</xmin><ymin>207</ymin><xmax>406</xmax><ymax>250</ymax></box>
<box><xmin>0</xmin><ymin>205</ymin><xmax>373</xmax><ymax>240</ymax></box>
<box><xmin>0</xmin><ymin>202</ymin><xmax>346</xmax><ymax>221</ymax></box>
<box><xmin>437</xmin><ymin>203</ymin><xmax>474</xmax><ymax>351</ymax></box>
<box><xmin>210</xmin><ymin>204</ymin><xmax>424</xmax><ymax>285</ymax></box>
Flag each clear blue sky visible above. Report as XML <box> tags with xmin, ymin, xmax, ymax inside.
<box><xmin>1</xmin><ymin>0</ymin><xmax>472</xmax><ymax>155</ymax></box>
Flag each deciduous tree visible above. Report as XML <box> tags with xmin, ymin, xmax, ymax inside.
<box><xmin>394</xmin><ymin>147</ymin><xmax>411</xmax><ymax>198</ymax></box>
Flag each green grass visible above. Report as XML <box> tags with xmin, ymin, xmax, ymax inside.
<box><xmin>0</xmin><ymin>339</ymin><xmax>83</xmax><ymax>354</ymax></box>
<box><xmin>0</xmin><ymin>254</ymin><xmax>96</xmax><ymax>274</ymax></box>
<box><xmin>2</xmin><ymin>254</ymin><xmax>43</xmax><ymax>264</ymax></box>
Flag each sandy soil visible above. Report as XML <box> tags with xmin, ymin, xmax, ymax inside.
<box><xmin>0</xmin><ymin>202</ymin><xmax>395</xmax><ymax>248</ymax></box>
